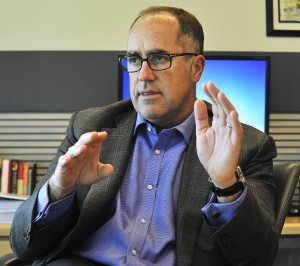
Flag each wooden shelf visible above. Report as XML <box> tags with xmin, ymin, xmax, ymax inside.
<box><xmin>281</xmin><ymin>216</ymin><xmax>300</xmax><ymax>235</ymax></box>
<box><xmin>0</xmin><ymin>223</ymin><xmax>13</xmax><ymax>256</ymax></box>
<box><xmin>0</xmin><ymin>223</ymin><xmax>10</xmax><ymax>236</ymax></box>
<box><xmin>0</xmin><ymin>193</ymin><xmax>28</xmax><ymax>201</ymax></box>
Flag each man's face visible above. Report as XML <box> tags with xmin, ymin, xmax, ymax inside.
<box><xmin>127</xmin><ymin>13</ymin><xmax>204</xmax><ymax>128</ymax></box>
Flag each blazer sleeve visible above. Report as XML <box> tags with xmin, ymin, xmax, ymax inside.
<box><xmin>211</xmin><ymin>125</ymin><xmax>278</xmax><ymax>265</ymax></box>
<box><xmin>9</xmin><ymin>100</ymin><xmax>135</xmax><ymax>261</ymax></box>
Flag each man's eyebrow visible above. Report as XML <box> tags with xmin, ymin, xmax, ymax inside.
<box><xmin>126</xmin><ymin>49</ymin><xmax>169</xmax><ymax>56</ymax></box>
<box><xmin>148</xmin><ymin>49</ymin><xmax>168</xmax><ymax>55</ymax></box>
<box><xmin>127</xmin><ymin>51</ymin><xmax>140</xmax><ymax>56</ymax></box>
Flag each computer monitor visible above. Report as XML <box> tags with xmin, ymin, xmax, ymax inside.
<box><xmin>119</xmin><ymin>55</ymin><xmax>270</xmax><ymax>134</ymax></box>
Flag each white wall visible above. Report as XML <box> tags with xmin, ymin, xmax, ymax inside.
<box><xmin>0</xmin><ymin>0</ymin><xmax>300</xmax><ymax>52</ymax></box>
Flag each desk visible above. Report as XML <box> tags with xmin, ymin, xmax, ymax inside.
<box><xmin>281</xmin><ymin>216</ymin><xmax>300</xmax><ymax>235</ymax></box>
<box><xmin>0</xmin><ymin>223</ymin><xmax>12</xmax><ymax>256</ymax></box>
<box><xmin>1</xmin><ymin>217</ymin><xmax>300</xmax><ymax>256</ymax></box>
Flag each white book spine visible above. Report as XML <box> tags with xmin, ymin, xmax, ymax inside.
<box><xmin>1</xmin><ymin>159</ymin><xmax>10</xmax><ymax>194</ymax></box>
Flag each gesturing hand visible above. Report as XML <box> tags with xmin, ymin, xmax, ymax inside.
<box><xmin>194</xmin><ymin>82</ymin><xmax>243</xmax><ymax>189</ymax></box>
<box><xmin>49</xmin><ymin>131</ymin><xmax>114</xmax><ymax>201</ymax></box>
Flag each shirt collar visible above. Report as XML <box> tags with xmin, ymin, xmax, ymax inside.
<box><xmin>134</xmin><ymin>112</ymin><xmax>195</xmax><ymax>144</ymax></box>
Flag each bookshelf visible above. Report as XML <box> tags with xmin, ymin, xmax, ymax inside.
<box><xmin>0</xmin><ymin>112</ymin><xmax>71</xmax><ymax>201</ymax></box>
<box><xmin>0</xmin><ymin>193</ymin><xmax>28</xmax><ymax>200</ymax></box>
<box><xmin>0</xmin><ymin>159</ymin><xmax>37</xmax><ymax>198</ymax></box>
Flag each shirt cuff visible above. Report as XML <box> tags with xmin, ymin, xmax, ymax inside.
<box><xmin>35</xmin><ymin>181</ymin><xmax>75</xmax><ymax>228</ymax></box>
<box><xmin>201</xmin><ymin>187</ymin><xmax>247</xmax><ymax>227</ymax></box>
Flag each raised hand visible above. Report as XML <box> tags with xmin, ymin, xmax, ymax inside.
<box><xmin>49</xmin><ymin>131</ymin><xmax>114</xmax><ymax>201</ymax></box>
<box><xmin>194</xmin><ymin>81</ymin><xmax>243</xmax><ymax>190</ymax></box>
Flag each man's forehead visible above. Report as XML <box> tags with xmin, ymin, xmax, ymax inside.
<box><xmin>127</xmin><ymin>16</ymin><xmax>180</xmax><ymax>55</ymax></box>
<box><xmin>129</xmin><ymin>13</ymin><xmax>179</xmax><ymax>38</ymax></box>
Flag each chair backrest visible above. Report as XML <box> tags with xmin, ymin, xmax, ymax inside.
<box><xmin>273</xmin><ymin>162</ymin><xmax>300</xmax><ymax>235</ymax></box>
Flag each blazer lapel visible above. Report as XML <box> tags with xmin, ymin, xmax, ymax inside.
<box><xmin>176</xmin><ymin>130</ymin><xmax>212</xmax><ymax>265</ymax></box>
<box><xmin>66</xmin><ymin>110</ymin><xmax>137</xmax><ymax>248</ymax></box>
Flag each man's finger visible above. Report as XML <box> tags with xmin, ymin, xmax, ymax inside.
<box><xmin>97</xmin><ymin>163</ymin><xmax>114</xmax><ymax>179</ymax></box>
<box><xmin>194</xmin><ymin>100</ymin><xmax>209</xmax><ymax>132</ymax></box>
<box><xmin>66</xmin><ymin>145</ymin><xmax>87</xmax><ymax>158</ymax></box>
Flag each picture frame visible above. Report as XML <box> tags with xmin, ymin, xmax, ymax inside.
<box><xmin>266</xmin><ymin>0</ymin><xmax>300</xmax><ymax>36</ymax></box>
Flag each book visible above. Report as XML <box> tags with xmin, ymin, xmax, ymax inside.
<box><xmin>0</xmin><ymin>159</ymin><xmax>10</xmax><ymax>194</ymax></box>
<box><xmin>10</xmin><ymin>160</ymin><xmax>19</xmax><ymax>194</ymax></box>
<box><xmin>7</xmin><ymin>161</ymin><xmax>12</xmax><ymax>193</ymax></box>
<box><xmin>22</xmin><ymin>163</ymin><xmax>30</xmax><ymax>195</ymax></box>
<box><xmin>28</xmin><ymin>163</ymin><xmax>37</xmax><ymax>195</ymax></box>
<box><xmin>0</xmin><ymin>159</ymin><xmax>37</xmax><ymax>197</ymax></box>
<box><xmin>17</xmin><ymin>161</ymin><xmax>24</xmax><ymax>195</ymax></box>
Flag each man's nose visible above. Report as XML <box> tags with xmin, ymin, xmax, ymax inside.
<box><xmin>138</xmin><ymin>61</ymin><xmax>155</xmax><ymax>81</ymax></box>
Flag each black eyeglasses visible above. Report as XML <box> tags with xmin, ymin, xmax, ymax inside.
<box><xmin>118</xmin><ymin>53</ymin><xmax>198</xmax><ymax>73</ymax></box>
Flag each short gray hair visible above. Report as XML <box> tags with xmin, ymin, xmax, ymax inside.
<box><xmin>130</xmin><ymin>6</ymin><xmax>204</xmax><ymax>55</ymax></box>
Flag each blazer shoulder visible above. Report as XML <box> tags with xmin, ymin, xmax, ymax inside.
<box><xmin>240</xmin><ymin>123</ymin><xmax>277</xmax><ymax>164</ymax></box>
<box><xmin>69</xmin><ymin>100</ymin><xmax>136</xmax><ymax>134</ymax></box>
<box><xmin>242</xmin><ymin>123</ymin><xmax>275</xmax><ymax>145</ymax></box>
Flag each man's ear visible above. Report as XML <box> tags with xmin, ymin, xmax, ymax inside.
<box><xmin>192</xmin><ymin>55</ymin><xmax>205</xmax><ymax>82</ymax></box>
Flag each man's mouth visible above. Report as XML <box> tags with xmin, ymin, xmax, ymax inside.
<box><xmin>139</xmin><ymin>90</ymin><xmax>161</xmax><ymax>97</ymax></box>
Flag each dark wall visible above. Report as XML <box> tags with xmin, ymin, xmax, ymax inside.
<box><xmin>0</xmin><ymin>51</ymin><xmax>122</xmax><ymax>112</ymax></box>
<box><xmin>0</xmin><ymin>51</ymin><xmax>299</xmax><ymax>112</ymax></box>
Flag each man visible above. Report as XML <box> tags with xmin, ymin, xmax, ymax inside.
<box><xmin>10</xmin><ymin>6</ymin><xmax>277</xmax><ymax>266</ymax></box>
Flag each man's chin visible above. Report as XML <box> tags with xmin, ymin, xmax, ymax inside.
<box><xmin>140</xmin><ymin>110</ymin><xmax>165</xmax><ymax>123</ymax></box>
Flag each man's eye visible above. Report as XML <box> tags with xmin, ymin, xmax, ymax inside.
<box><xmin>128</xmin><ymin>57</ymin><xmax>140</xmax><ymax>64</ymax></box>
<box><xmin>151</xmin><ymin>55</ymin><xmax>169</xmax><ymax>63</ymax></box>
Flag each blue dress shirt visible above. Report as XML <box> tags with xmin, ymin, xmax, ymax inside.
<box><xmin>35</xmin><ymin>112</ymin><xmax>246</xmax><ymax>265</ymax></box>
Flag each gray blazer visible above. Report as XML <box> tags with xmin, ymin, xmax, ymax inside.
<box><xmin>10</xmin><ymin>99</ymin><xmax>278</xmax><ymax>266</ymax></box>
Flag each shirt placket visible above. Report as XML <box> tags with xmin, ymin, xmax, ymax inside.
<box><xmin>126</xmin><ymin>132</ymin><xmax>168</xmax><ymax>265</ymax></box>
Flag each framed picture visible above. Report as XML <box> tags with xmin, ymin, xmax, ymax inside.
<box><xmin>266</xmin><ymin>0</ymin><xmax>300</xmax><ymax>36</ymax></box>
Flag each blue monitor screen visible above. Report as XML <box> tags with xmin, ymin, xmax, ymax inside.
<box><xmin>119</xmin><ymin>55</ymin><xmax>270</xmax><ymax>133</ymax></box>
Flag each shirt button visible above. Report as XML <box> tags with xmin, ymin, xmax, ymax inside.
<box><xmin>155</xmin><ymin>149</ymin><xmax>160</xmax><ymax>155</ymax></box>
<box><xmin>141</xmin><ymin>218</ymin><xmax>146</xmax><ymax>224</ymax></box>
<box><xmin>147</xmin><ymin>184</ymin><xmax>153</xmax><ymax>190</ymax></box>
<box><xmin>147</xmin><ymin>126</ymin><xmax>151</xmax><ymax>132</ymax></box>
<box><xmin>212</xmin><ymin>212</ymin><xmax>221</xmax><ymax>219</ymax></box>
<box><xmin>132</xmin><ymin>249</ymin><xmax>137</xmax><ymax>256</ymax></box>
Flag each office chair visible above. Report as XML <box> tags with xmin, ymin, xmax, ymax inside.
<box><xmin>273</xmin><ymin>162</ymin><xmax>300</xmax><ymax>235</ymax></box>
<box><xmin>273</xmin><ymin>162</ymin><xmax>300</xmax><ymax>265</ymax></box>
<box><xmin>1</xmin><ymin>162</ymin><xmax>299</xmax><ymax>266</ymax></box>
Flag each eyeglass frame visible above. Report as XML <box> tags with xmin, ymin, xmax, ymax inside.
<box><xmin>118</xmin><ymin>53</ymin><xmax>198</xmax><ymax>73</ymax></box>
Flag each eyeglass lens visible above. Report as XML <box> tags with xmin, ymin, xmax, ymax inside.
<box><xmin>120</xmin><ymin>55</ymin><xmax>171</xmax><ymax>72</ymax></box>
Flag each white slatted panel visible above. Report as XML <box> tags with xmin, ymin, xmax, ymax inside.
<box><xmin>1</xmin><ymin>112</ymin><xmax>299</xmax><ymax>176</ymax></box>
<box><xmin>0</xmin><ymin>112</ymin><xmax>299</xmax><ymax>213</ymax></box>
<box><xmin>270</xmin><ymin>113</ymin><xmax>300</xmax><ymax>164</ymax></box>
<box><xmin>269</xmin><ymin>113</ymin><xmax>300</xmax><ymax>214</ymax></box>
<box><xmin>0</xmin><ymin>113</ymin><xmax>71</xmax><ymax>181</ymax></box>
